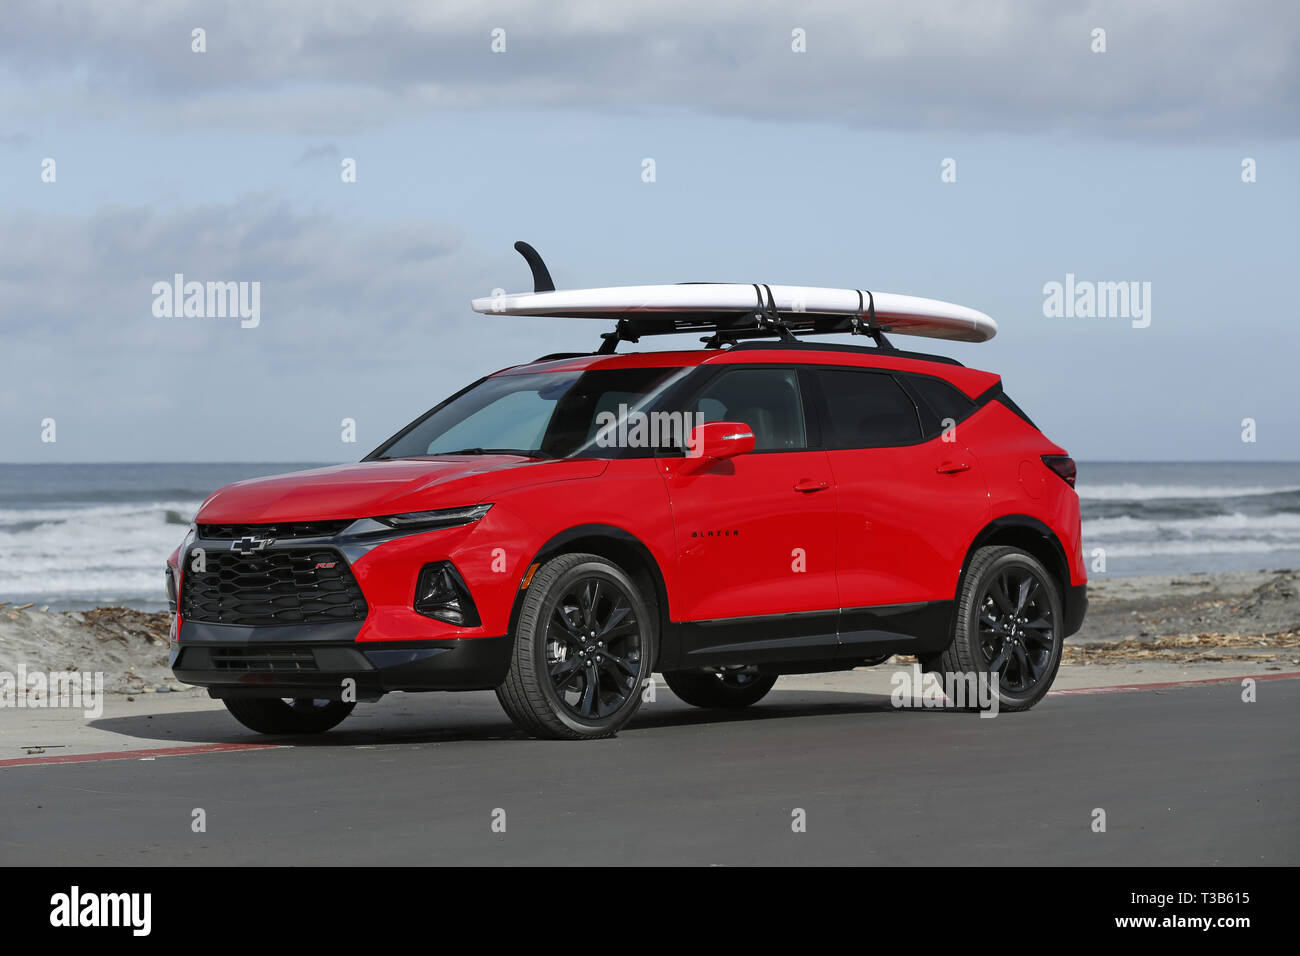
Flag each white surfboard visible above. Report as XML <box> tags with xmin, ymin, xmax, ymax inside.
<box><xmin>471</xmin><ymin>283</ymin><xmax>996</xmax><ymax>343</ymax></box>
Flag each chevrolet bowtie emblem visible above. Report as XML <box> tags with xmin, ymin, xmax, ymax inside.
<box><xmin>231</xmin><ymin>535</ymin><xmax>274</xmax><ymax>556</ymax></box>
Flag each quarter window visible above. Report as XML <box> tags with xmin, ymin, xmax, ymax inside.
<box><xmin>907</xmin><ymin>374</ymin><xmax>978</xmax><ymax>432</ymax></box>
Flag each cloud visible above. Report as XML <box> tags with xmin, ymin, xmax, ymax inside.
<box><xmin>0</xmin><ymin>0</ymin><xmax>1295</xmax><ymax>140</ymax></box>
<box><xmin>294</xmin><ymin>143</ymin><xmax>341</xmax><ymax>165</ymax></box>
<box><xmin>0</xmin><ymin>198</ymin><xmax>462</xmax><ymax>346</ymax></box>
<box><xmin>0</xmin><ymin>198</ymin><xmax>575</xmax><ymax>460</ymax></box>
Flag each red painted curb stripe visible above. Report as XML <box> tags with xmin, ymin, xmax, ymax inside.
<box><xmin>1048</xmin><ymin>671</ymin><xmax>1300</xmax><ymax>697</ymax></box>
<box><xmin>0</xmin><ymin>741</ymin><xmax>282</xmax><ymax>768</ymax></box>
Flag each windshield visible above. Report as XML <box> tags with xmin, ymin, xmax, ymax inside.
<box><xmin>372</xmin><ymin>366</ymin><xmax>693</xmax><ymax>460</ymax></box>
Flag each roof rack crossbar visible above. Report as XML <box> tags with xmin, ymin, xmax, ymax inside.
<box><xmin>593</xmin><ymin>310</ymin><xmax>898</xmax><ymax>353</ymax></box>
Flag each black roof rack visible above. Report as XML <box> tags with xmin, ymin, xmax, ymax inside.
<box><xmin>591</xmin><ymin>284</ymin><xmax>899</xmax><ymax>355</ymax></box>
<box><xmin>531</xmin><ymin>352</ymin><xmax>592</xmax><ymax>362</ymax></box>
<box><xmin>723</xmin><ymin>340</ymin><xmax>964</xmax><ymax>366</ymax></box>
<box><xmin>529</xmin><ymin>340</ymin><xmax>962</xmax><ymax>367</ymax></box>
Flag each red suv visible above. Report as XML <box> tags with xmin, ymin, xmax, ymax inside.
<box><xmin>167</xmin><ymin>272</ymin><xmax>1085</xmax><ymax>740</ymax></box>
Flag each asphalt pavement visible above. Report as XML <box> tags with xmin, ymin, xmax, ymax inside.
<box><xmin>2</xmin><ymin>672</ymin><xmax>1296</xmax><ymax>865</ymax></box>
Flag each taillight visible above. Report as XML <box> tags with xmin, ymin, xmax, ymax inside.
<box><xmin>1041</xmin><ymin>455</ymin><xmax>1076</xmax><ymax>488</ymax></box>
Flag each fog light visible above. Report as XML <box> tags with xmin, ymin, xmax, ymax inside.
<box><xmin>414</xmin><ymin>562</ymin><xmax>480</xmax><ymax>626</ymax></box>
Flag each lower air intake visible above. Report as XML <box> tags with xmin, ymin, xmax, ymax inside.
<box><xmin>209</xmin><ymin>647</ymin><xmax>319</xmax><ymax>672</ymax></box>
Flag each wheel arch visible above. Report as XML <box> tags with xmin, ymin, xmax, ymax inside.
<box><xmin>506</xmin><ymin>524</ymin><xmax>674</xmax><ymax>668</ymax></box>
<box><xmin>958</xmin><ymin>514</ymin><xmax>1071</xmax><ymax>603</ymax></box>
<box><xmin>956</xmin><ymin>514</ymin><xmax>1085</xmax><ymax>637</ymax></box>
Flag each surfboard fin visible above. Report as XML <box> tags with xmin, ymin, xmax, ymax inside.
<box><xmin>513</xmin><ymin>241</ymin><xmax>556</xmax><ymax>293</ymax></box>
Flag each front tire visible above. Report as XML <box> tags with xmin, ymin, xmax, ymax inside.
<box><xmin>222</xmin><ymin>697</ymin><xmax>356</xmax><ymax>734</ymax></box>
<box><xmin>496</xmin><ymin>553</ymin><xmax>657</xmax><ymax>740</ymax></box>
<box><xmin>663</xmin><ymin>668</ymin><xmax>778</xmax><ymax>709</ymax></box>
<box><xmin>928</xmin><ymin>546</ymin><xmax>1064</xmax><ymax>712</ymax></box>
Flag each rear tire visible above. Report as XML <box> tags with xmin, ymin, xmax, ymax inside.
<box><xmin>663</xmin><ymin>668</ymin><xmax>778</xmax><ymax>709</ymax></box>
<box><xmin>926</xmin><ymin>545</ymin><xmax>1064</xmax><ymax>712</ymax></box>
<box><xmin>496</xmin><ymin>553</ymin><xmax>657</xmax><ymax>740</ymax></box>
<box><xmin>222</xmin><ymin>697</ymin><xmax>356</xmax><ymax>734</ymax></box>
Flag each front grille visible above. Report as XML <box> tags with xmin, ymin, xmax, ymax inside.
<box><xmin>197</xmin><ymin>520</ymin><xmax>353</xmax><ymax>540</ymax></box>
<box><xmin>209</xmin><ymin>646</ymin><xmax>319</xmax><ymax>672</ymax></box>
<box><xmin>180</xmin><ymin>548</ymin><xmax>368</xmax><ymax>626</ymax></box>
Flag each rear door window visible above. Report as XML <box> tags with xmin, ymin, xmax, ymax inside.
<box><xmin>814</xmin><ymin>368</ymin><xmax>922</xmax><ymax>448</ymax></box>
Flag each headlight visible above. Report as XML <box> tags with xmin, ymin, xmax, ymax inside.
<box><xmin>374</xmin><ymin>503</ymin><xmax>492</xmax><ymax>531</ymax></box>
<box><xmin>178</xmin><ymin>522</ymin><xmax>197</xmax><ymax>568</ymax></box>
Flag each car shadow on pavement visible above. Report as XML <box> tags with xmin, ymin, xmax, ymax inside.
<box><xmin>87</xmin><ymin>689</ymin><xmax>975</xmax><ymax>749</ymax></box>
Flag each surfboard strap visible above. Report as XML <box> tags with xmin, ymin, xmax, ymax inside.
<box><xmin>752</xmin><ymin>284</ymin><xmax>797</xmax><ymax>342</ymax></box>
<box><xmin>849</xmin><ymin>289</ymin><xmax>894</xmax><ymax>349</ymax></box>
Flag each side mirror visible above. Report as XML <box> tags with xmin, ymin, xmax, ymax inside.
<box><xmin>687</xmin><ymin>421</ymin><xmax>755</xmax><ymax>461</ymax></box>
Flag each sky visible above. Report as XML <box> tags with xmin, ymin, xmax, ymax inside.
<box><xmin>1</xmin><ymin>0</ymin><xmax>1297</xmax><ymax>463</ymax></box>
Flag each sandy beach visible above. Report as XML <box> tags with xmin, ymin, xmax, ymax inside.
<box><xmin>1070</xmin><ymin>568</ymin><xmax>1300</xmax><ymax>666</ymax></box>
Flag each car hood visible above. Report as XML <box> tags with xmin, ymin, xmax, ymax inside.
<box><xmin>195</xmin><ymin>457</ymin><xmax>609</xmax><ymax>524</ymax></box>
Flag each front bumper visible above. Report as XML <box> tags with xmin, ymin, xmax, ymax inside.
<box><xmin>172</xmin><ymin>621</ymin><xmax>512</xmax><ymax>700</ymax></box>
<box><xmin>169</xmin><ymin>505</ymin><xmax>542</xmax><ymax>698</ymax></box>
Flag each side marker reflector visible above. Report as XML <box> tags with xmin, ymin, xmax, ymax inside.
<box><xmin>520</xmin><ymin>563</ymin><xmax>540</xmax><ymax>590</ymax></box>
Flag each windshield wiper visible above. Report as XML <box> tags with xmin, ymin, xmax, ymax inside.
<box><xmin>436</xmin><ymin>447</ymin><xmax>555</xmax><ymax>459</ymax></box>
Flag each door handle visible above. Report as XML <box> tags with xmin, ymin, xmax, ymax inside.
<box><xmin>793</xmin><ymin>478</ymin><xmax>830</xmax><ymax>493</ymax></box>
<box><xmin>936</xmin><ymin>461</ymin><xmax>971</xmax><ymax>475</ymax></box>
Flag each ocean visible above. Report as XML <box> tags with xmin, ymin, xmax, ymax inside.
<box><xmin>1</xmin><ymin>461</ymin><xmax>1297</xmax><ymax>612</ymax></box>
